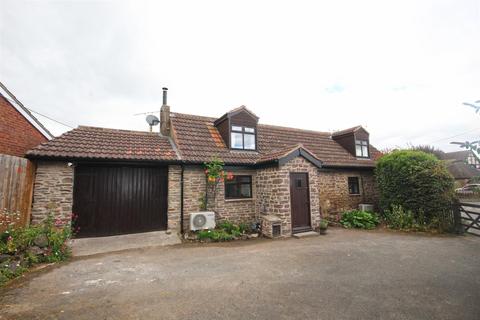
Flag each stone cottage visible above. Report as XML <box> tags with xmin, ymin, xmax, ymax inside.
<box><xmin>27</xmin><ymin>88</ymin><xmax>380</xmax><ymax>238</ymax></box>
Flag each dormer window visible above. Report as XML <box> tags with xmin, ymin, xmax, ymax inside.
<box><xmin>355</xmin><ymin>140</ymin><xmax>369</xmax><ymax>158</ymax></box>
<box><xmin>231</xmin><ymin>125</ymin><xmax>256</xmax><ymax>150</ymax></box>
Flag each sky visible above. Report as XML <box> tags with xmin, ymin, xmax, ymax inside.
<box><xmin>1</xmin><ymin>0</ymin><xmax>479</xmax><ymax>152</ymax></box>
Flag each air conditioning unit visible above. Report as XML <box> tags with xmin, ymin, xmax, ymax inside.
<box><xmin>359</xmin><ymin>204</ymin><xmax>374</xmax><ymax>212</ymax></box>
<box><xmin>190</xmin><ymin>212</ymin><xmax>216</xmax><ymax>231</ymax></box>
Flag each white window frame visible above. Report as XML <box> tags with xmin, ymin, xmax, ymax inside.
<box><xmin>355</xmin><ymin>140</ymin><xmax>369</xmax><ymax>158</ymax></box>
<box><xmin>230</xmin><ymin>125</ymin><xmax>256</xmax><ymax>150</ymax></box>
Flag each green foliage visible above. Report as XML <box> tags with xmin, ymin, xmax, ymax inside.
<box><xmin>198</xmin><ymin>195</ymin><xmax>207</xmax><ymax>211</ymax></box>
<box><xmin>1</xmin><ymin>214</ymin><xmax>72</xmax><ymax>286</ymax></box>
<box><xmin>319</xmin><ymin>220</ymin><xmax>329</xmax><ymax>229</ymax></box>
<box><xmin>383</xmin><ymin>204</ymin><xmax>425</xmax><ymax>230</ymax></box>
<box><xmin>197</xmin><ymin>220</ymin><xmax>249</xmax><ymax>242</ymax></box>
<box><xmin>197</xmin><ymin>229</ymin><xmax>234</xmax><ymax>241</ymax></box>
<box><xmin>408</xmin><ymin>144</ymin><xmax>445</xmax><ymax>160</ymax></box>
<box><xmin>340</xmin><ymin>210</ymin><xmax>379</xmax><ymax>229</ymax></box>
<box><xmin>204</xmin><ymin>157</ymin><xmax>233</xmax><ymax>185</ymax></box>
<box><xmin>375</xmin><ymin>150</ymin><xmax>455</xmax><ymax>230</ymax></box>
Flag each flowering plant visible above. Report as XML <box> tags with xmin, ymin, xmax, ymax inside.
<box><xmin>204</xmin><ymin>157</ymin><xmax>234</xmax><ymax>185</ymax></box>
<box><xmin>202</xmin><ymin>157</ymin><xmax>234</xmax><ymax>211</ymax></box>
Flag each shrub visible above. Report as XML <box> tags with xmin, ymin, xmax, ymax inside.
<box><xmin>375</xmin><ymin>150</ymin><xmax>455</xmax><ymax>230</ymax></box>
<box><xmin>197</xmin><ymin>229</ymin><xmax>234</xmax><ymax>241</ymax></box>
<box><xmin>340</xmin><ymin>210</ymin><xmax>379</xmax><ymax>229</ymax></box>
<box><xmin>383</xmin><ymin>205</ymin><xmax>421</xmax><ymax>230</ymax></box>
<box><xmin>1</xmin><ymin>214</ymin><xmax>72</xmax><ymax>286</ymax></box>
<box><xmin>196</xmin><ymin>220</ymin><xmax>250</xmax><ymax>242</ymax></box>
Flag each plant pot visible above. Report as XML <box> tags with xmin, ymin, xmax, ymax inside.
<box><xmin>319</xmin><ymin>228</ymin><xmax>327</xmax><ymax>235</ymax></box>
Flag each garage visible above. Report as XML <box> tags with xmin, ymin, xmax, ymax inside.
<box><xmin>73</xmin><ymin>164</ymin><xmax>168</xmax><ymax>237</ymax></box>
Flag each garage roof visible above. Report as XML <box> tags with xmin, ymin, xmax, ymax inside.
<box><xmin>27</xmin><ymin>126</ymin><xmax>179</xmax><ymax>161</ymax></box>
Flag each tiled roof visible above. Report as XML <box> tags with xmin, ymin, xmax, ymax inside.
<box><xmin>257</xmin><ymin>144</ymin><xmax>305</xmax><ymax>164</ymax></box>
<box><xmin>28</xmin><ymin>112</ymin><xmax>381</xmax><ymax>168</ymax></box>
<box><xmin>27</xmin><ymin>126</ymin><xmax>178</xmax><ymax>161</ymax></box>
<box><xmin>441</xmin><ymin>150</ymin><xmax>470</xmax><ymax>161</ymax></box>
<box><xmin>446</xmin><ymin>160</ymin><xmax>480</xmax><ymax>179</ymax></box>
<box><xmin>331</xmin><ymin>125</ymin><xmax>364</xmax><ymax>137</ymax></box>
<box><xmin>171</xmin><ymin>112</ymin><xmax>380</xmax><ymax>167</ymax></box>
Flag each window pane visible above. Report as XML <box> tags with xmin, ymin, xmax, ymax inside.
<box><xmin>240</xmin><ymin>184</ymin><xmax>251</xmax><ymax>197</ymax></box>
<box><xmin>244</xmin><ymin>134</ymin><xmax>255</xmax><ymax>150</ymax></box>
<box><xmin>232</xmin><ymin>126</ymin><xmax>243</xmax><ymax>131</ymax></box>
<box><xmin>225</xmin><ymin>183</ymin><xmax>238</xmax><ymax>198</ymax></box>
<box><xmin>237</xmin><ymin>176</ymin><xmax>251</xmax><ymax>183</ymax></box>
<box><xmin>356</xmin><ymin>145</ymin><xmax>362</xmax><ymax>157</ymax></box>
<box><xmin>348</xmin><ymin>177</ymin><xmax>360</xmax><ymax>194</ymax></box>
<box><xmin>225</xmin><ymin>176</ymin><xmax>252</xmax><ymax>199</ymax></box>
<box><xmin>362</xmin><ymin>145</ymin><xmax>369</xmax><ymax>157</ymax></box>
<box><xmin>231</xmin><ymin>132</ymin><xmax>243</xmax><ymax>148</ymax></box>
<box><xmin>244</xmin><ymin>127</ymin><xmax>255</xmax><ymax>133</ymax></box>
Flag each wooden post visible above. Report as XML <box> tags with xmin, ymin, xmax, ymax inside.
<box><xmin>452</xmin><ymin>199</ymin><xmax>464</xmax><ymax>235</ymax></box>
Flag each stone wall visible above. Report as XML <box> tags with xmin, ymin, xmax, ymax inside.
<box><xmin>167</xmin><ymin>165</ymin><xmax>182</xmax><ymax>232</ymax></box>
<box><xmin>256</xmin><ymin>157</ymin><xmax>321</xmax><ymax>237</ymax></box>
<box><xmin>318</xmin><ymin>169</ymin><xmax>378</xmax><ymax>218</ymax></box>
<box><xmin>182</xmin><ymin>166</ymin><xmax>257</xmax><ymax>232</ymax></box>
<box><xmin>31</xmin><ymin>161</ymin><xmax>73</xmax><ymax>224</ymax></box>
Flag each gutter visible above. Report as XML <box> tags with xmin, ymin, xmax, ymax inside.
<box><xmin>180</xmin><ymin>164</ymin><xmax>185</xmax><ymax>234</ymax></box>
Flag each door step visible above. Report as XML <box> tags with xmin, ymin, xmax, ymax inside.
<box><xmin>292</xmin><ymin>231</ymin><xmax>319</xmax><ymax>238</ymax></box>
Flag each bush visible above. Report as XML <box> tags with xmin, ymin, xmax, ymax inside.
<box><xmin>375</xmin><ymin>150</ymin><xmax>455</xmax><ymax>230</ymax></box>
<box><xmin>1</xmin><ymin>214</ymin><xmax>72</xmax><ymax>286</ymax></box>
<box><xmin>340</xmin><ymin>210</ymin><xmax>379</xmax><ymax>229</ymax></box>
<box><xmin>196</xmin><ymin>220</ymin><xmax>250</xmax><ymax>242</ymax></box>
<box><xmin>197</xmin><ymin>229</ymin><xmax>234</xmax><ymax>241</ymax></box>
<box><xmin>383</xmin><ymin>204</ymin><xmax>425</xmax><ymax>230</ymax></box>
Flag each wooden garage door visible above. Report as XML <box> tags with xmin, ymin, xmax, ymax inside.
<box><xmin>73</xmin><ymin>165</ymin><xmax>168</xmax><ymax>237</ymax></box>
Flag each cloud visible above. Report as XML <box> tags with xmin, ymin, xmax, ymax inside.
<box><xmin>1</xmin><ymin>0</ymin><xmax>479</xmax><ymax>151</ymax></box>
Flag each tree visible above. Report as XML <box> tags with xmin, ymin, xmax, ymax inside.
<box><xmin>408</xmin><ymin>144</ymin><xmax>445</xmax><ymax>160</ymax></box>
<box><xmin>375</xmin><ymin>150</ymin><xmax>455</xmax><ymax>225</ymax></box>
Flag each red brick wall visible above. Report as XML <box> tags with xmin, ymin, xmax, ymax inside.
<box><xmin>0</xmin><ymin>96</ymin><xmax>48</xmax><ymax>157</ymax></box>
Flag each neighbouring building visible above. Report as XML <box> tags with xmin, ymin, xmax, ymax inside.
<box><xmin>27</xmin><ymin>88</ymin><xmax>381</xmax><ymax>238</ymax></box>
<box><xmin>0</xmin><ymin>83</ymin><xmax>53</xmax><ymax>157</ymax></box>
<box><xmin>441</xmin><ymin>150</ymin><xmax>480</xmax><ymax>186</ymax></box>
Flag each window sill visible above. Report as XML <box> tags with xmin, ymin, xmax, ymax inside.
<box><xmin>225</xmin><ymin>198</ymin><xmax>255</xmax><ymax>202</ymax></box>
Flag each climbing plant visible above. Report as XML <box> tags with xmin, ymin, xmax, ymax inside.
<box><xmin>203</xmin><ymin>157</ymin><xmax>234</xmax><ymax>210</ymax></box>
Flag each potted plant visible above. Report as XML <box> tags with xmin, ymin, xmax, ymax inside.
<box><xmin>319</xmin><ymin>220</ymin><xmax>328</xmax><ymax>235</ymax></box>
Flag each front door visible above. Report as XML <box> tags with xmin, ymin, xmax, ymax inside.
<box><xmin>290</xmin><ymin>172</ymin><xmax>311</xmax><ymax>233</ymax></box>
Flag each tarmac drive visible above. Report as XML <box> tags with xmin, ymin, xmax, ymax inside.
<box><xmin>1</xmin><ymin>228</ymin><xmax>479</xmax><ymax>320</ymax></box>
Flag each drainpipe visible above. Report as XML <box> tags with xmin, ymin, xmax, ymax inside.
<box><xmin>180</xmin><ymin>164</ymin><xmax>185</xmax><ymax>234</ymax></box>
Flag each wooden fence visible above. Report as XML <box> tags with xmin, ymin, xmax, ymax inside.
<box><xmin>453</xmin><ymin>201</ymin><xmax>480</xmax><ymax>236</ymax></box>
<box><xmin>0</xmin><ymin>154</ymin><xmax>35</xmax><ymax>231</ymax></box>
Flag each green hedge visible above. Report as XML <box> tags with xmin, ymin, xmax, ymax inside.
<box><xmin>375</xmin><ymin>150</ymin><xmax>455</xmax><ymax>229</ymax></box>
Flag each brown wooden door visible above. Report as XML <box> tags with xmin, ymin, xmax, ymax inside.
<box><xmin>73</xmin><ymin>165</ymin><xmax>168</xmax><ymax>237</ymax></box>
<box><xmin>290</xmin><ymin>172</ymin><xmax>311</xmax><ymax>233</ymax></box>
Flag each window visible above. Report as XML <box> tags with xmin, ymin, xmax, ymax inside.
<box><xmin>225</xmin><ymin>175</ymin><xmax>252</xmax><ymax>199</ymax></box>
<box><xmin>467</xmin><ymin>154</ymin><xmax>480</xmax><ymax>169</ymax></box>
<box><xmin>230</xmin><ymin>125</ymin><xmax>256</xmax><ymax>150</ymax></box>
<box><xmin>355</xmin><ymin>140</ymin><xmax>369</xmax><ymax>158</ymax></box>
<box><xmin>348</xmin><ymin>177</ymin><xmax>360</xmax><ymax>195</ymax></box>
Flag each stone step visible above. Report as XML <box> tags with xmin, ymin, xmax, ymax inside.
<box><xmin>292</xmin><ymin>231</ymin><xmax>319</xmax><ymax>238</ymax></box>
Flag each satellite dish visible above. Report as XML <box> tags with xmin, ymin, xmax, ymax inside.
<box><xmin>146</xmin><ymin>114</ymin><xmax>160</xmax><ymax>132</ymax></box>
<box><xmin>146</xmin><ymin>114</ymin><xmax>160</xmax><ymax>126</ymax></box>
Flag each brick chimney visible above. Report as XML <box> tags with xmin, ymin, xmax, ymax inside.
<box><xmin>160</xmin><ymin>87</ymin><xmax>171</xmax><ymax>136</ymax></box>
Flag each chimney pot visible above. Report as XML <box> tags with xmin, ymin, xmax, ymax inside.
<box><xmin>160</xmin><ymin>87</ymin><xmax>171</xmax><ymax>136</ymax></box>
<box><xmin>162</xmin><ymin>87</ymin><xmax>168</xmax><ymax>106</ymax></box>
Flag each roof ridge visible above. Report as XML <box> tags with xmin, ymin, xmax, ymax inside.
<box><xmin>77</xmin><ymin>125</ymin><xmax>165</xmax><ymax>136</ymax></box>
<box><xmin>258</xmin><ymin>123</ymin><xmax>331</xmax><ymax>135</ymax></box>
<box><xmin>172</xmin><ymin>111</ymin><xmax>332</xmax><ymax>135</ymax></box>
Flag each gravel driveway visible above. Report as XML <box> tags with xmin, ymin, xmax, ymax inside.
<box><xmin>1</xmin><ymin>229</ymin><xmax>479</xmax><ymax>320</ymax></box>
